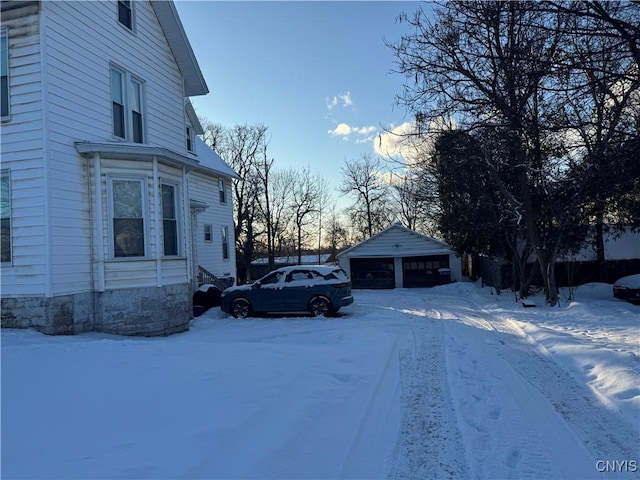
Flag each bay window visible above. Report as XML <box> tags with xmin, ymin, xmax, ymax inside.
<box><xmin>161</xmin><ymin>184</ymin><xmax>178</xmax><ymax>256</ymax></box>
<box><xmin>111</xmin><ymin>178</ymin><xmax>146</xmax><ymax>258</ymax></box>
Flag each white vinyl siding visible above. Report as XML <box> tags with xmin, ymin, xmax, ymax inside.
<box><xmin>42</xmin><ymin>0</ymin><xmax>187</xmax><ymax>294</ymax></box>
<box><xmin>189</xmin><ymin>170</ymin><xmax>236</xmax><ymax>279</ymax></box>
<box><xmin>1</xmin><ymin>0</ymin><xmax>201</xmax><ymax>298</ymax></box>
<box><xmin>0</xmin><ymin>4</ymin><xmax>47</xmax><ymax>295</ymax></box>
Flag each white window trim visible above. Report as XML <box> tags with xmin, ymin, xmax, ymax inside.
<box><xmin>110</xmin><ymin>66</ymin><xmax>146</xmax><ymax>143</ymax></box>
<box><xmin>221</xmin><ymin>226</ymin><xmax>229</xmax><ymax>260</ymax></box>
<box><xmin>204</xmin><ymin>224</ymin><xmax>213</xmax><ymax>242</ymax></box>
<box><xmin>186</xmin><ymin>123</ymin><xmax>195</xmax><ymax>153</ymax></box>
<box><xmin>117</xmin><ymin>0</ymin><xmax>135</xmax><ymax>33</ymax></box>
<box><xmin>1</xmin><ymin>169</ymin><xmax>11</xmax><ymax>264</ymax></box>
<box><xmin>1</xmin><ymin>27</ymin><xmax>10</xmax><ymax>122</ymax></box>
<box><xmin>107</xmin><ymin>175</ymin><xmax>149</xmax><ymax>259</ymax></box>
<box><xmin>160</xmin><ymin>180</ymin><xmax>181</xmax><ymax>257</ymax></box>
<box><xmin>219</xmin><ymin>178</ymin><xmax>226</xmax><ymax>204</ymax></box>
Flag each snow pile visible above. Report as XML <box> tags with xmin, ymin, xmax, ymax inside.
<box><xmin>2</xmin><ymin>282</ymin><xmax>638</xmax><ymax>479</ymax></box>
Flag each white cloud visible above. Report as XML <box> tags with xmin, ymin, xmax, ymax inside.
<box><xmin>328</xmin><ymin>123</ymin><xmax>353</xmax><ymax>136</ymax></box>
<box><xmin>326</xmin><ymin>91</ymin><xmax>353</xmax><ymax>110</ymax></box>
<box><xmin>328</xmin><ymin>123</ymin><xmax>378</xmax><ymax>140</ymax></box>
<box><xmin>374</xmin><ymin>122</ymin><xmax>417</xmax><ymax>159</ymax></box>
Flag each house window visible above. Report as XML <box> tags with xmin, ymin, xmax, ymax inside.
<box><xmin>111</xmin><ymin>69</ymin><xmax>125</xmax><ymax>138</ymax></box>
<box><xmin>1</xmin><ymin>170</ymin><xmax>11</xmax><ymax>262</ymax></box>
<box><xmin>117</xmin><ymin>0</ymin><xmax>133</xmax><ymax>30</ymax></box>
<box><xmin>186</xmin><ymin>124</ymin><xmax>194</xmax><ymax>153</ymax></box>
<box><xmin>131</xmin><ymin>79</ymin><xmax>143</xmax><ymax>143</ymax></box>
<box><xmin>1</xmin><ymin>28</ymin><xmax>9</xmax><ymax>121</ymax></box>
<box><xmin>221</xmin><ymin>226</ymin><xmax>229</xmax><ymax>259</ymax></box>
<box><xmin>111</xmin><ymin>178</ymin><xmax>145</xmax><ymax>258</ymax></box>
<box><xmin>219</xmin><ymin>178</ymin><xmax>226</xmax><ymax>204</ymax></box>
<box><xmin>110</xmin><ymin>67</ymin><xmax>145</xmax><ymax>143</ymax></box>
<box><xmin>204</xmin><ymin>224</ymin><xmax>212</xmax><ymax>242</ymax></box>
<box><xmin>161</xmin><ymin>184</ymin><xmax>178</xmax><ymax>256</ymax></box>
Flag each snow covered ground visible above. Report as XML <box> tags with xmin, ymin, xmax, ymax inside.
<box><xmin>2</xmin><ymin>282</ymin><xmax>639</xmax><ymax>479</ymax></box>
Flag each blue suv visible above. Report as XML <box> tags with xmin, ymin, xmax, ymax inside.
<box><xmin>221</xmin><ymin>265</ymin><xmax>354</xmax><ymax>318</ymax></box>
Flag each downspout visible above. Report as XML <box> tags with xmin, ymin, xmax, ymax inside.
<box><xmin>40</xmin><ymin>5</ymin><xmax>53</xmax><ymax>298</ymax></box>
<box><xmin>153</xmin><ymin>157</ymin><xmax>161</xmax><ymax>287</ymax></box>
<box><xmin>183</xmin><ymin>166</ymin><xmax>192</xmax><ymax>283</ymax></box>
<box><xmin>93</xmin><ymin>153</ymin><xmax>105</xmax><ymax>292</ymax></box>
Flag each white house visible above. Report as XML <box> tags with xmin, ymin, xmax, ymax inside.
<box><xmin>337</xmin><ymin>223</ymin><xmax>463</xmax><ymax>289</ymax></box>
<box><xmin>0</xmin><ymin>0</ymin><xmax>237</xmax><ymax>335</ymax></box>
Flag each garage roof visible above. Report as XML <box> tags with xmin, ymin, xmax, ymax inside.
<box><xmin>337</xmin><ymin>223</ymin><xmax>453</xmax><ymax>258</ymax></box>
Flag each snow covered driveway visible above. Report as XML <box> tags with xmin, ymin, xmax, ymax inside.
<box><xmin>2</xmin><ymin>283</ymin><xmax>639</xmax><ymax>479</ymax></box>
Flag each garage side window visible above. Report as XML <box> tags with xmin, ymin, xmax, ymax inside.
<box><xmin>111</xmin><ymin>178</ymin><xmax>146</xmax><ymax>258</ymax></box>
<box><xmin>1</xmin><ymin>170</ymin><xmax>11</xmax><ymax>263</ymax></box>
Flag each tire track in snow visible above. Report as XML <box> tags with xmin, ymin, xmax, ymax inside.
<box><xmin>438</xmin><ymin>296</ymin><xmax>639</xmax><ymax>478</ymax></box>
<box><xmin>390</xmin><ymin>311</ymin><xmax>469</xmax><ymax>480</ymax></box>
<box><xmin>337</xmin><ymin>335</ymin><xmax>401</xmax><ymax>479</ymax></box>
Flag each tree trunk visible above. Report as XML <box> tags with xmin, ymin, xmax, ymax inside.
<box><xmin>595</xmin><ymin>211</ymin><xmax>606</xmax><ymax>282</ymax></box>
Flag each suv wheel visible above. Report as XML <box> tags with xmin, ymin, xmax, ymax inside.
<box><xmin>231</xmin><ymin>299</ymin><xmax>252</xmax><ymax>318</ymax></box>
<box><xmin>309</xmin><ymin>296</ymin><xmax>332</xmax><ymax>317</ymax></box>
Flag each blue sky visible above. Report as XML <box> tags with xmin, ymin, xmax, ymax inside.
<box><xmin>174</xmin><ymin>1</ymin><xmax>423</xmax><ymax>203</ymax></box>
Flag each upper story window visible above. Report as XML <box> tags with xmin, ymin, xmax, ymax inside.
<box><xmin>186</xmin><ymin>124</ymin><xmax>194</xmax><ymax>153</ymax></box>
<box><xmin>117</xmin><ymin>0</ymin><xmax>134</xmax><ymax>31</ymax></box>
<box><xmin>110</xmin><ymin>67</ymin><xmax>145</xmax><ymax>143</ymax></box>
<box><xmin>1</xmin><ymin>28</ymin><xmax>9</xmax><ymax>121</ymax></box>
<box><xmin>219</xmin><ymin>178</ymin><xmax>226</xmax><ymax>204</ymax></box>
<box><xmin>111</xmin><ymin>178</ymin><xmax>146</xmax><ymax>258</ymax></box>
<box><xmin>1</xmin><ymin>170</ymin><xmax>11</xmax><ymax>263</ymax></box>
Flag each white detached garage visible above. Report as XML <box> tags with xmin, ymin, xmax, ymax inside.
<box><xmin>337</xmin><ymin>223</ymin><xmax>462</xmax><ymax>289</ymax></box>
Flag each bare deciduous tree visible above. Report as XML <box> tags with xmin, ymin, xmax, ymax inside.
<box><xmin>340</xmin><ymin>153</ymin><xmax>393</xmax><ymax>240</ymax></box>
<box><xmin>200</xmin><ymin>120</ymin><xmax>269</xmax><ymax>283</ymax></box>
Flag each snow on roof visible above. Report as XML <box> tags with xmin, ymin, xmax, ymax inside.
<box><xmin>194</xmin><ymin>137</ymin><xmax>240</xmax><ymax>179</ymax></box>
<box><xmin>251</xmin><ymin>254</ymin><xmax>333</xmax><ymax>265</ymax></box>
<box><xmin>337</xmin><ymin>223</ymin><xmax>452</xmax><ymax>258</ymax></box>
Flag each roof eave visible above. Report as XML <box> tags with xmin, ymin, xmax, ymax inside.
<box><xmin>74</xmin><ymin>141</ymin><xmax>200</xmax><ymax>171</ymax></box>
<box><xmin>150</xmin><ymin>0</ymin><xmax>209</xmax><ymax>97</ymax></box>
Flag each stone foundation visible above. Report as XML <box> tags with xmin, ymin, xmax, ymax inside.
<box><xmin>1</xmin><ymin>283</ymin><xmax>192</xmax><ymax>336</ymax></box>
<box><xmin>1</xmin><ymin>292</ymin><xmax>94</xmax><ymax>334</ymax></box>
<box><xmin>94</xmin><ymin>283</ymin><xmax>191</xmax><ymax>336</ymax></box>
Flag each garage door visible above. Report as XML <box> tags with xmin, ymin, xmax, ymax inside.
<box><xmin>403</xmin><ymin>255</ymin><xmax>450</xmax><ymax>288</ymax></box>
<box><xmin>350</xmin><ymin>258</ymin><xmax>395</xmax><ymax>289</ymax></box>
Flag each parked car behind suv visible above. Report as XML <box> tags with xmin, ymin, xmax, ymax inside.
<box><xmin>613</xmin><ymin>273</ymin><xmax>640</xmax><ymax>305</ymax></box>
<box><xmin>221</xmin><ymin>265</ymin><xmax>354</xmax><ymax>318</ymax></box>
